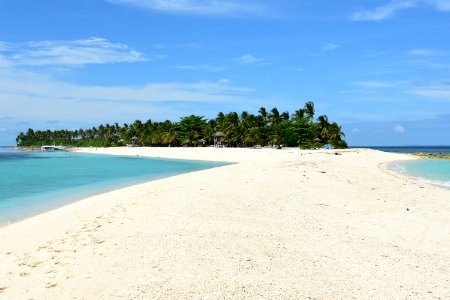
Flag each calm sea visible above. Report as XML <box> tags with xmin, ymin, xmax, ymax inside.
<box><xmin>389</xmin><ymin>159</ymin><xmax>450</xmax><ymax>189</ymax></box>
<box><xmin>360</xmin><ymin>146</ymin><xmax>450</xmax><ymax>154</ymax></box>
<box><xmin>356</xmin><ymin>146</ymin><xmax>450</xmax><ymax>189</ymax></box>
<box><xmin>0</xmin><ymin>148</ymin><xmax>226</xmax><ymax>224</ymax></box>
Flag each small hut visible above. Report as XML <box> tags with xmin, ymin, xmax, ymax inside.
<box><xmin>131</xmin><ymin>136</ymin><xmax>138</xmax><ymax>147</ymax></box>
<box><xmin>212</xmin><ymin>131</ymin><xmax>225</xmax><ymax>147</ymax></box>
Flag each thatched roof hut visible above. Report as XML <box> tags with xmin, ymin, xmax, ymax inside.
<box><xmin>212</xmin><ymin>131</ymin><xmax>225</xmax><ymax>147</ymax></box>
<box><xmin>131</xmin><ymin>136</ymin><xmax>138</xmax><ymax>146</ymax></box>
<box><xmin>212</xmin><ymin>131</ymin><xmax>225</xmax><ymax>137</ymax></box>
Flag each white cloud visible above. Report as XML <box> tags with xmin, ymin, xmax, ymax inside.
<box><xmin>0</xmin><ymin>59</ymin><xmax>253</xmax><ymax>112</ymax></box>
<box><xmin>1</xmin><ymin>37</ymin><xmax>145</xmax><ymax>66</ymax></box>
<box><xmin>176</xmin><ymin>65</ymin><xmax>211</xmax><ymax>71</ymax></box>
<box><xmin>152</xmin><ymin>43</ymin><xmax>166</xmax><ymax>49</ymax></box>
<box><xmin>410</xmin><ymin>83</ymin><xmax>450</xmax><ymax>101</ymax></box>
<box><xmin>175</xmin><ymin>64</ymin><xmax>228</xmax><ymax>72</ymax></box>
<box><xmin>218</xmin><ymin>78</ymin><xmax>231</xmax><ymax>84</ymax></box>
<box><xmin>406</xmin><ymin>48</ymin><xmax>447</xmax><ymax>56</ymax></box>
<box><xmin>352</xmin><ymin>0</ymin><xmax>417</xmax><ymax>21</ymax></box>
<box><xmin>426</xmin><ymin>0</ymin><xmax>450</xmax><ymax>11</ymax></box>
<box><xmin>322</xmin><ymin>43</ymin><xmax>341</xmax><ymax>52</ymax></box>
<box><xmin>0</xmin><ymin>42</ymin><xmax>10</xmax><ymax>51</ymax></box>
<box><xmin>236</xmin><ymin>54</ymin><xmax>261</xmax><ymax>65</ymax></box>
<box><xmin>352</xmin><ymin>128</ymin><xmax>360</xmax><ymax>134</ymax></box>
<box><xmin>404</xmin><ymin>49</ymin><xmax>450</xmax><ymax>69</ymax></box>
<box><xmin>352</xmin><ymin>81</ymin><xmax>393</xmax><ymax>88</ymax></box>
<box><xmin>0</xmin><ymin>71</ymin><xmax>251</xmax><ymax>104</ymax></box>
<box><xmin>106</xmin><ymin>0</ymin><xmax>268</xmax><ymax>17</ymax></box>
<box><xmin>352</xmin><ymin>0</ymin><xmax>416</xmax><ymax>21</ymax></box>
<box><xmin>352</xmin><ymin>0</ymin><xmax>450</xmax><ymax>21</ymax></box>
<box><xmin>394</xmin><ymin>125</ymin><xmax>405</xmax><ymax>133</ymax></box>
<box><xmin>0</xmin><ymin>55</ymin><xmax>12</xmax><ymax>67</ymax></box>
<box><xmin>176</xmin><ymin>42</ymin><xmax>203</xmax><ymax>48</ymax></box>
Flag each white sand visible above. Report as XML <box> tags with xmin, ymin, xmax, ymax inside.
<box><xmin>0</xmin><ymin>147</ymin><xmax>449</xmax><ymax>299</ymax></box>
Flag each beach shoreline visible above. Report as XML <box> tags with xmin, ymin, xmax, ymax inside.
<box><xmin>1</xmin><ymin>147</ymin><xmax>449</xmax><ymax>299</ymax></box>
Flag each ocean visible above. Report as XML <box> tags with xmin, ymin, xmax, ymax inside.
<box><xmin>0</xmin><ymin>148</ymin><xmax>226</xmax><ymax>224</ymax></box>
<box><xmin>359</xmin><ymin>146</ymin><xmax>450</xmax><ymax>189</ymax></box>
<box><xmin>360</xmin><ymin>146</ymin><xmax>450</xmax><ymax>154</ymax></box>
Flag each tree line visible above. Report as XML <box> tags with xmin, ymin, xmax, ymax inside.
<box><xmin>16</xmin><ymin>102</ymin><xmax>347</xmax><ymax>149</ymax></box>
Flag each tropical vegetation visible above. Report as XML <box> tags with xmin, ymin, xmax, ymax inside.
<box><xmin>16</xmin><ymin>102</ymin><xmax>347</xmax><ymax>149</ymax></box>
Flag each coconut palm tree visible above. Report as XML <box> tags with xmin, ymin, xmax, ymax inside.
<box><xmin>327</xmin><ymin>122</ymin><xmax>345</xmax><ymax>141</ymax></box>
<box><xmin>304</xmin><ymin>101</ymin><xmax>315</xmax><ymax>122</ymax></box>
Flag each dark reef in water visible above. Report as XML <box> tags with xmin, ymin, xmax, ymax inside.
<box><xmin>412</xmin><ymin>153</ymin><xmax>450</xmax><ymax>159</ymax></box>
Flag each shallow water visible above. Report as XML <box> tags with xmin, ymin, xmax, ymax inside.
<box><xmin>389</xmin><ymin>159</ymin><xmax>450</xmax><ymax>189</ymax></box>
<box><xmin>0</xmin><ymin>149</ymin><xmax>226</xmax><ymax>224</ymax></box>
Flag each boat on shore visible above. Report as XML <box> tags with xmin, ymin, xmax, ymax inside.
<box><xmin>41</xmin><ymin>145</ymin><xmax>66</xmax><ymax>152</ymax></box>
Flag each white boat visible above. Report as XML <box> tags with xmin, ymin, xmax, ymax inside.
<box><xmin>41</xmin><ymin>145</ymin><xmax>66</xmax><ymax>152</ymax></box>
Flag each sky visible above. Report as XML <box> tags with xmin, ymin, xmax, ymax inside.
<box><xmin>1</xmin><ymin>0</ymin><xmax>450</xmax><ymax>146</ymax></box>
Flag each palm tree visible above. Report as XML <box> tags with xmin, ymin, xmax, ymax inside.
<box><xmin>162</xmin><ymin>129</ymin><xmax>177</xmax><ymax>146</ymax></box>
<box><xmin>258</xmin><ymin>107</ymin><xmax>268</xmax><ymax>121</ymax></box>
<box><xmin>98</xmin><ymin>124</ymin><xmax>106</xmax><ymax>138</ymax></box>
<box><xmin>281</xmin><ymin>111</ymin><xmax>290</xmax><ymax>122</ymax></box>
<box><xmin>316</xmin><ymin>115</ymin><xmax>329</xmax><ymax>143</ymax></box>
<box><xmin>269</xmin><ymin>107</ymin><xmax>280</xmax><ymax>125</ymax></box>
<box><xmin>222</xmin><ymin>112</ymin><xmax>242</xmax><ymax>146</ymax></box>
<box><xmin>293</xmin><ymin>109</ymin><xmax>305</xmax><ymax>120</ymax></box>
<box><xmin>317</xmin><ymin>115</ymin><xmax>329</xmax><ymax>127</ymax></box>
<box><xmin>304</xmin><ymin>101</ymin><xmax>315</xmax><ymax>122</ymax></box>
<box><xmin>327</xmin><ymin>122</ymin><xmax>345</xmax><ymax>141</ymax></box>
<box><xmin>177</xmin><ymin>115</ymin><xmax>207</xmax><ymax>146</ymax></box>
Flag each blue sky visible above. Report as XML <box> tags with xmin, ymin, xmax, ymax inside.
<box><xmin>1</xmin><ymin>0</ymin><xmax>450</xmax><ymax>146</ymax></box>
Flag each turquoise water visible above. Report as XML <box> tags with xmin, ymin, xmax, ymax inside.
<box><xmin>356</xmin><ymin>146</ymin><xmax>450</xmax><ymax>189</ymax></box>
<box><xmin>356</xmin><ymin>146</ymin><xmax>450</xmax><ymax>154</ymax></box>
<box><xmin>0</xmin><ymin>149</ymin><xmax>226</xmax><ymax>224</ymax></box>
<box><xmin>389</xmin><ymin>159</ymin><xmax>450</xmax><ymax>189</ymax></box>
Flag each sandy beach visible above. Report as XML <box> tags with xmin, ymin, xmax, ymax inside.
<box><xmin>0</xmin><ymin>147</ymin><xmax>449</xmax><ymax>299</ymax></box>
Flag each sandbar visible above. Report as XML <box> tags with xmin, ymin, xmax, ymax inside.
<box><xmin>0</xmin><ymin>147</ymin><xmax>449</xmax><ymax>299</ymax></box>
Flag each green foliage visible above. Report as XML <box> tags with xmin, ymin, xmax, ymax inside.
<box><xmin>16</xmin><ymin>102</ymin><xmax>348</xmax><ymax>149</ymax></box>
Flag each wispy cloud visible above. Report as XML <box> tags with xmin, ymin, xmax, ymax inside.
<box><xmin>176</xmin><ymin>42</ymin><xmax>203</xmax><ymax>48</ymax></box>
<box><xmin>410</xmin><ymin>82</ymin><xmax>450</xmax><ymax>101</ymax></box>
<box><xmin>235</xmin><ymin>54</ymin><xmax>262</xmax><ymax>65</ymax></box>
<box><xmin>0</xmin><ymin>55</ymin><xmax>12</xmax><ymax>67</ymax></box>
<box><xmin>0</xmin><ymin>37</ymin><xmax>145</xmax><ymax>66</ymax></box>
<box><xmin>0</xmin><ymin>43</ymin><xmax>254</xmax><ymax>117</ymax></box>
<box><xmin>351</xmin><ymin>81</ymin><xmax>394</xmax><ymax>88</ymax></box>
<box><xmin>174</xmin><ymin>64</ymin><xmax>228</xmax><ymax>72</ymax></box>
<box><xmin>405</xmin><ymin>48</ymin><xmax>450</xmax><ymax>69</ymax></box>
<box><xmin>426</xmin><ymin>0</ymin><xmax>450</xmax><ymax>11</ymax></box>
<box><xmin>352</xmin><ymin>0</ymin><xmax>416</xmax><ymax>21</ymax></box>
<box><xmin>352</xmin><ymin>0</ymin><xmax>450</xmax><ymax>21</ymax></box>
<box><xmin>406</xmin><ymin>48</ymin><xmax>448</xmax><ymax>56</ymax></box>
<box><xmin>106</xmin><ymin>0</ymin><xmax>269</xmax><ymax>17</ymax></box>
<box><xmin>0</xmin><ymin>42</ymin><xmax>10</xmax><ymax>51</ymax></box>
<box><xmin>322</xmin><ymin>43</ymin><xmax>341</xmax><ymax>52</ymax></box>
<box><xmin>0</xmin><ymin>68</ymin><xmax>251</xmax><ymax>104</ymax></box>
